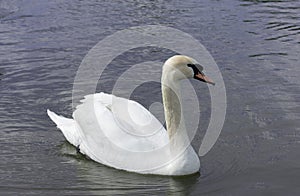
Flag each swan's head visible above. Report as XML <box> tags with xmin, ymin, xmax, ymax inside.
<box><xmin>163</xmin><ymin>55</ymin><xmax>215</xmax><ymax>85</ymax></box>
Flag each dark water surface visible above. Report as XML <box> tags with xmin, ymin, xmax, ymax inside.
<box><xmin>0</xmin><ymin>0</ymin><xmax>299</xmax><ymax>195</ymax></box>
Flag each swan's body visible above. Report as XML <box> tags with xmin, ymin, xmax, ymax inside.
<box><xmin>48</xmin><ymin>55</ymin><xmax>214</xmax><ymax>176</ymax></box>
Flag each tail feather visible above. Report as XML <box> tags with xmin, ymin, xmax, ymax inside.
<box><xmin>47</xmin><ymin>109</ymin><xmax>81</xmax><ymax>147</ymax></box>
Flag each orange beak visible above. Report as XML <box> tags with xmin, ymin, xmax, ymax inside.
<box><xmin>195</xmin><ymin>72</ymin><xmax>215</xmax><ymax>86</ymax></box>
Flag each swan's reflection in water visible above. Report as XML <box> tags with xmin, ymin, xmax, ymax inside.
<box><xmin>60</xmin><ymin>142</ymin><xmax>200</xmax><ymax>195</ymax></box>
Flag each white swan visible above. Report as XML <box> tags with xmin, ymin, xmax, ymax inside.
<box><xmin>47</xmin><ymin>55</ymin><xmax>215</xmax><ymax>176</ymax></box>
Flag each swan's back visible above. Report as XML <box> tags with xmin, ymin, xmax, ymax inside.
<box><xmin>48</xmin><ymin>93</ymin><xmax>200</xmax><ymax>175</ymax></box>
<box><xmin>75</xmin><ymin>93</ymin><xmax>169</xmax><ymax>151</ymax></box>
<box><xmin>50</xmin><ymin>93</ymin><xmax>172</xmax><ymax>173</ymax></box>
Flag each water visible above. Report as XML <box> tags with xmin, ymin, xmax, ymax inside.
<box><xmin>0</xmin><ymin>0</ymin><xmax>299</xmax><ymax>195</ymax></box>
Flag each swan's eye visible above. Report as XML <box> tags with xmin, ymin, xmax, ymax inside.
<box><xmin>187</xmin><ymin>63</ymin><xmax>204</xmax><ymax>75</ymax></box>
<box><xmin>187</xmin><ymin>64</ymin><xmax>199</xmax><ymax>75</ymax></box>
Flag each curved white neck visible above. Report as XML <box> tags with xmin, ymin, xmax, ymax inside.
<box><xmin>161</xmin><ymin>68</ymin><xmax>189</xmax><ymax>151</ymax></box>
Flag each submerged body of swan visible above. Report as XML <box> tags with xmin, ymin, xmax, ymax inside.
<box><xmin>48</xmin><ymin>55</ymin><xmax>214</xmax><ymax>176</ymax></box>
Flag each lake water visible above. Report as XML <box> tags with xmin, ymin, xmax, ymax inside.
<box><xmin>0</xmin><ymin>0</ymin><xmax>299</xmax><ymax>195</ymax></box>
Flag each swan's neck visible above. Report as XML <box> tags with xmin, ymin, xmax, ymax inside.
<box><xmin>161</xmin><ymin>69</ymin><xmax>189</xmax><ymax>151</ymax></box>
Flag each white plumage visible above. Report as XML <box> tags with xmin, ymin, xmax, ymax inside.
<box><xmin>48</xmin><ymin>55</ymin><xmax>214</xmax><ymax>176</ymax></box>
